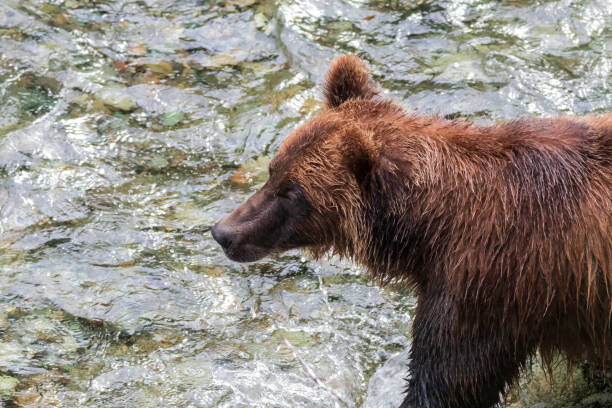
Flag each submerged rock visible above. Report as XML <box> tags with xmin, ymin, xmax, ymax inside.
<box><xmin>162</xmin><ymin>110</ymin><xmax>184</xmax><ymax>127</ymax></box>
<box><xmin>0</xmin><ymin>312</ymin><xmax>8</xmax><ymax>331</ymax></box>
<box><xmin>204</xmin><ymin>54</ymin><xmax>239</xmax><ymax>68</ymax></box>
<box><xmin>95</xmin><ymin>87</ymin><xmax>137</xmax><ymax>111</ymax></box>
<box><xmin>13</xmin><ymin>373</ymin><xmax>64</xmax><ymax>407</ymax></box>
<box><xmin>0</xmin><ymin>375</ymin><xmax>19</xmax><ymax>397</ymax></box>
<box><xmin>0</xmin><ymin>342</ymin><xmax>27</xmax><ymax>372</ymax></box>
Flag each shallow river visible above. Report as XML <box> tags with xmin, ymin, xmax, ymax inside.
<box><xmin>0</xmin><ymin>0</ymin><xmax>610</xmax><ymax>407</ymax></box>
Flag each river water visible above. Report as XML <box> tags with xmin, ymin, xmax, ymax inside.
<box><xmin>0</xmin><ymin>0</ymin><xmax>610</xmax><ymax>407</ymax></box>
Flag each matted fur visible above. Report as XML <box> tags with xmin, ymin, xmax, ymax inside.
<box><xmin>213</xmin><ymin>55</ymin><xmax>612</xmax><ymax>407</ymax></box>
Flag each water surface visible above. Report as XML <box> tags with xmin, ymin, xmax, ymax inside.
<box><xmin>0</xmin><ymin>0</ymin><xmax>610</xmax><ymax>406</ymax></box>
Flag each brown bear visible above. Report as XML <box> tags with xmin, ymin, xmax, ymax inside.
<box><xmin>212</xmin><ymin>55</ymin><xmax>612</xmax><ymax>408</ymax></box>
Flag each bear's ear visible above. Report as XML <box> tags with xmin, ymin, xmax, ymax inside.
<box><xmin>324</xmin><ymin>55</ymin><xmax>379</xmax><ymax>109</ymax></box>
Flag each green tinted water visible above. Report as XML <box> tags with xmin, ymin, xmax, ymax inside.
<box><xmin>0</xmin><ymin>0</ymin><xmax>610</xmax><ymax>407</ymax></box>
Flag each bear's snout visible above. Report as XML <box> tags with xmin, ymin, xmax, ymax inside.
<box><xmin>211</xmin><ymin>222</ymin><xmax>233</xmax><ymax>251</ymax></box>
<box><xmin>211</xmin><ymin>192</ymin><xmax>281</xmax><ymax>263</ymax></box>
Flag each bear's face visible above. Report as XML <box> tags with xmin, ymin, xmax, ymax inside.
<box><xmin>209</xmin><ymin>166</ymin><xmax>314</xmax><ymax>262</ymax></box>
<box><xmin>212</xmin><ymin>55</ymin><xmax>379</xmax><ymax>262</ymax></box>
<box><xmin>210</xmin><ymin>125</ymin><xmax>318</xmax><ymax>263</ymax></box>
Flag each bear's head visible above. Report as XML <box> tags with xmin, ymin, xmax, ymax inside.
<box><xmin>212</xmin><ymin>55</ymin><xmax>387</xmax><ymax>263</ymax></box>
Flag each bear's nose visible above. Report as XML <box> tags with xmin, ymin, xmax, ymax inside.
<box><xmin>211</xmin><ymin>222</ymin><xmax>233</xmax><ymax>250</ymax></box>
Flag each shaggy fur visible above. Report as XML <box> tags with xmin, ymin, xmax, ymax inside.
<box><xmin>212</xmin><ymin>55</ymin><xmax>612</xmax><ymax>408</ymax></box>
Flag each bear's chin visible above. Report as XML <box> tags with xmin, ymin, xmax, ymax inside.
<box><xmin>223</xmin><ymin>243</ymin><xmax>272</xmax><ymax>263</ymax></box>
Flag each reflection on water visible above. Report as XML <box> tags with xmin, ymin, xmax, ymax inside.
<box><xmin>0</xmin><ymin>0</ymin><xmax>610</xmax><ymax>406</ymax></box>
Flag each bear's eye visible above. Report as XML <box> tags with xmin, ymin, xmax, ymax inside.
<box><xmin>276</xmin><ymin>188</ymin><xmax>290</xmax><ymax>199</ymax></box>
<box><xmin>276</xmin><ymin>184</ymin><xmax>295</xmax><ymax>199</ymax></box>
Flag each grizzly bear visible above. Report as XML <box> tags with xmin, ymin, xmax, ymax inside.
<box><xmin>212</xmin><ymin>55</ymin><xmax>612</xmax><ymax>408</ymax></box>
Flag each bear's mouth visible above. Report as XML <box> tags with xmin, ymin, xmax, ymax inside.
<box><xmin>222</xmin><ymin>242</ymin><xmax>272</xmax><ymax>263</ymax></box>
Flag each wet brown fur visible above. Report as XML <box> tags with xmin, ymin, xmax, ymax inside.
<box><xmin>216</xmin><ymin>55</ymin><xmax>612</xmax><ymax>407</ymax></box>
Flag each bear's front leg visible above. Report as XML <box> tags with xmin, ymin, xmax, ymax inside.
<box><xmin>399</xmin><ymin>292</ymin><xmax>531</xmax><ymax>408</ymax></box>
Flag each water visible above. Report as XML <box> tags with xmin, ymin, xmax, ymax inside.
<box><xmin>0</xmin><ymin>0</ymin><xmax>610</xmax><ymax>407</ymax></box>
